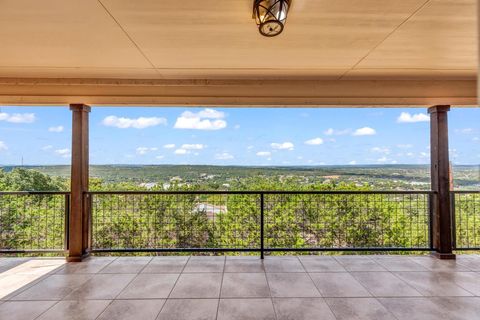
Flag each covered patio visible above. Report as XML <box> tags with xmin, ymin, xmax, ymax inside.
<box><xmin>0</xmin><ymin>0</ymin><xmax>479</xmax><ymax>319</ymax></box>
<box><xmin>1</xmin><ymin>255</ymin><xmax>480</xmax><ymax>319</ymax></box>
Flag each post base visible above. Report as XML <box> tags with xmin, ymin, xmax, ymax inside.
<box><xmin>431</xmin><ymin>251</ymin><xmax>456</xmax><ymax>260</ymax></box>
<box><xmin>66</xmin><ymin>252</ymin><xmax>90</xmax><ymax>262</ymax></box>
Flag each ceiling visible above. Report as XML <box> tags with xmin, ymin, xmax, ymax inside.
<box><xmin>0</xmin><ymin>0</ymin><xmax>477</xmax><ymax>106</ymax></box>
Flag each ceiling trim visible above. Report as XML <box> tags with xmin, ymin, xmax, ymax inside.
<box><xmin>0</xmin><ymin>78</ymin><xmax>476</xmax><ymax>107</ymax></box>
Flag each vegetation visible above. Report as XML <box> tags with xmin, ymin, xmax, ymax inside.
<box><xmin>0</xmin><ymin>168</ymin><xmax>478</xmax><ymax>253</ymax></box>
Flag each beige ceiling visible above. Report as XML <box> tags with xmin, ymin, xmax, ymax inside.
<box><xmin>0</xmin><ymin>0</ymin><xmax>477</xmax><ymax>80</ymax></box>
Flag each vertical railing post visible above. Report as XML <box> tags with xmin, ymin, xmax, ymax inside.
<box><xmin>450</xmin><ymin>192</ymin><xmax>456</xmax><ymax>250</ymax></box>
<box><xmin>428</xmin><ymin>192</ymin><xmax>434</xmax><ymax>250</ymax></box>
<box><xmin>428</xmin><ymin>105</ymin><xmax>455</xmax><ymax>259</ymax></box>
<box><xmin>260</xmin><ymin>193</ymin><xmax>264</xmax><ymax>259</ymax></box>
<box><xmin>64</xmin><ymin>193</ymin><xmax>70</xmax><ymax>251</ymax></box>
<box><xmin>67</xmin><ymin>104</ymin><xmax>91</xmax><ymax>262</ymax></box>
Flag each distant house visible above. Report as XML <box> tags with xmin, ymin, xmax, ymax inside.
<box><xmin>195</xmin><ymin>203</ymin><xmax>227</xmax><ymax>220</ymax></box>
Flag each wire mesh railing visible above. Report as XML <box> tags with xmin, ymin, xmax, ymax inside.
<box><xmin>0</xmin><ymin>192</ymin><xmax>69</xmax><ymax>253</ymax></box>
<box><xmin>88</xmin><ymin>191</ymin><xmax>434</xmax><ymax>254</ymax></box>
<box><xmin>452</xmin><ymin>191</ymin><xmax>480</xmax><ymax>250</ymax></box>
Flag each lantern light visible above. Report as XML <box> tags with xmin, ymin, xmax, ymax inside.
<box><xmin>253</xmin><ymin>0</ymin><xmax>291</xmax><ymax>37</ymax></box>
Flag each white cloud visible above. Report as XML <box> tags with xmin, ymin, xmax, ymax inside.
<box><xmin>270</xmin><ymin>142</ymin><xmax>294</xmax><ymax>150</ymax></box>
<box><xmin>174</xmin><ymin>149</ymin><xmax>188</xmax><ymax>155</ymax></box>
<box><xmin>155</xmin><ymin>155</ymin><xmax>164</xmax><ymax>160</ymax></box>
<box><xmin>377</xmin><ymin>156</ymin><xmax>388</xmax><ymax>162</ymax></box>
<box><xmin>324</xmin><ymin>128</ymin><xmax>350</xmax><ymax>136</ymax></box>
<box><xmin>0</xmin><ymin>112</ymin><xmax>36</xmax><ymax>123</ymax></box>
<box><xmin>234</xmin><ymin>124</ymin><xmax>241</xmax><ymax>129</ymax></box>
<box><xmin>163</xmin><ymin>144</ymin><xmax>176</xmax><ymax>149</ymax></box>
<box><xmin>353</xmin><ymin>127</ymin><xmax>376</xmax><ymax>136</ymax></box>
<box><xmin>473</xmin><ymin>137</ymin><xmax>479</xmax><ymax>142</ymax></box>
<box><xmin>304</xmin><ymin>138</ymin><xmax>324</xmax><ymax>145</ymax></box>
<box><xmin>102</xmin><ymin>115</ymin><xmax>167</xmax><ymax>129</ymax></box>
<box><xmin>370</xmin><ymin>147</ymin><xmax>390</xmax><ymax>154</ymax></box>
<box><xmin>455</xmin><ymin>128</ymin><xmax>475</xmax><ymax>134</ymax></box>
<box><xmin>420</xmin><ymin>152</ymin><xmax>429</xmax><ymax>158</ymax></box>
<box><xmin>41</xmin><ymin>145</ymin><xmax>53</xmax><ymax>151</ymax></box>
<box><xmin>48</xmin><ymin>125</ymin><xmax>64</xmax><ymax>133</ymax></box>
<box><xmin>55</xmin><ymin>148</ymin><xmax>71</xmax><ymax>158</ymax></box>
<box><xmin>397</xmin><ymin>144</ymin><xmax>413</xmax><ymax>149</ymax></box>
<box><xmin>348</xmin><ymin>160</ymin><xmax>357</xmax><ymax>165</ymax></box>
<box><xmin>181</xmin><ymin>144</ymin><xmax>205</xmax><ymax>150</ymax></box>
<box><xmin>397</xmin><ymin>112</ymin><xmax>429</xmax><ymax>123</ymax></box>
<box><xmin>174</xmin><ymin>108</ymin><xmax>227</xmax><ymax>130</ymax></box>
<box><xmin>215</xmin><ymin>152</ymin><xmax>234</xmax><ymax>160</ymax></box>
<box><xmin>247</xmin><ymin>146</ymin><xmax>254</xmax><ymax>150</ymax></box>
<box><xmin>0</xmin><ymin>141</ymin><xmax>7</xmax><ymax>151</ymax></box>
<box><xmin>256</xmin><ymin>151</ymin><xmax>271</xmax><ymax>157</ymax></box>
<box><xmin>136</xmin><ymin>147</ymin><xmax>158</xmax><ymax>155</ymax></box>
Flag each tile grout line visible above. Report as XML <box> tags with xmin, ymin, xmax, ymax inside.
<box><xmin>297</xmin><ymin>255</ymin><xmax>338</xmax><ymax>320</ymax></box>
<box><xmin>91</xmin><ymin>257</ymin><xmax>152</xmax><ymax>320</ymax></box>
<box><xmin>154</xmin><ymin>255</ymin><xmax>192</xmax><ymax>319</ymax></box>
<box><xmin>262</xmin><ymin>257</ymin><xmax>277</xmax><ymax>320</ymax></box>
<box><xmin>214</xmin><ymin>256</ymin><xmax>227</xmax><ymax>320</ymax></box>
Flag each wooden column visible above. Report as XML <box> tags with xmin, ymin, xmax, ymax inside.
<box><xmin>67</xmin><ymin>104</ymin><xmax>90</xmax><ymax>262</ymax></box>
<box><xmin>428</xmin><ymin>105</ymin><xmax>455</xmax><ymax>259</ymax></box>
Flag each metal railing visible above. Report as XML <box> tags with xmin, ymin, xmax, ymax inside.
<box><xmin>452</xmin><ymin>191</ymin><xmax>480</xmax><ymax>250</ymax></box>
<box><xmin>0</xmin><ymin>192</ymin><xmax>69</xmax><ymax>253</ymax></box>
<box><xmin>87</xmin><ymin>191</ymin><xmax>434</xmax><ymax>256</ymax></box>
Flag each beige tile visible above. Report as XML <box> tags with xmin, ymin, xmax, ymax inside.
<box><xmin>169</xmin><ymin>273</ymin><xmax>222</xmax><ymax>298</ymax></box>
<box><xmin>99</xmin><ymin>257</ymin><xmax>151</xmax><ymax>274</ymax></box>
<box><xmin>65</xmin><ymin>274</ymin><xmax>136</xmax><ymax>300</ymax></box>
<box><xmin>334</xmin><ymin>256</ymin><xmax>386</xmax><ymax>272</ymax></box>
<box><xmin>141</xmin><ymin>256</ymin><xmax>188</xmax><ymax>273</ymax></box>
<box><xmin>37</xmin><ymin>300</ymin><xmax>111</xmax><ymax>320</ymax></box>
<box><xmin>273</xmin><ymin>298</ymin><xmax>336</xmax><ymax>320</ymax></box>
<box><xmin>217</xmin><ymin>298</ymin><xmax>275</xmax><ymax>320</ymax></box>
<box><xmin>394</xmin><ymin>272</ymin><xmax>473</xmax><ymax>296</ymax></box>
<box><xmin>12</xmin><ymin>274</ymin><xmax>92</xmax><ymax>300</ymax></box>
<box><xmin>378</xmin><ymin>297</ymin><xmax>450</xmax><ymax>320</ymax></box>
<box><xmin>410</xmin><ymin>257</ymin><xmax>471</xmax><ymax>272</ymax></box>
<box><xmin>56</xmin><ymin>258</ymin><xmax>116</xmax><ymax>274</ymax></box>
<box><xmin>221</xmin><ymin>273</ymin><xmax>270</xmax><ymax>298</ymax></box>
<box><xmin>2</xmin><ymin>259</ymin><xmax>65</xmax><ymax>276</ymax></box>
<box><xmin>0</xmin><ymin>274</ymin><xmax>44</xmax><ymax>300</ymax></box>
<box><xmin>444</xmin><ymin>272</ymin><xmax>480</xmax><ymax>296</ymax></box>
<box><xmin>117</xmin><ymin>273</ymin><xmax>178</xmax><ymax>299</ymax></box>
<box><xmin>372</xmin><ymin>257</ymin><xmax>428</xmax><ymax>271</ymax></box>
<box><xmin>326</xmin><ymin>297</ymin><xmax>396</xmax><ymax>320</ymax></box>
<box><xmin>351</xmin><ymin>272</ymin><xmax>421</xmax><ymax>297</ymax></box>
<box><xmin>97</xmin><ymin>299</ymin><xmax>165</xmax><ymax>320</ymax></box>
<box><xmin>157</xmin><ymin>299</ymin><xmax>218</xmax><ymax>320</ymax></box>
<box><xmin>225</xmin><ymin>257</ymin><xmax>265</xmax><ymax>273</ymax></box>
<box><xmin>430</xmin><ymin>297</ymin><xmax>480</xmax><ymax>320</ymax></box>
<box><xmin>0</xmin><ymin>300</ymin><xmax>57</xmax><ymax>320</ymax></box>
<box><xmin>183</xmin><ymin>256</ymin><xmax>225</xmax><ymax>273</ymax></box>
<box><xmin>267</xmin><ymin>273</ymin><xmax>320</xmax><ymax>298</ymax></box>
<box><xmin>298</xmin><ymin>256</ymin><xmax>346</xmax><ymax>272</ymax></box>
<box><xmin>263</xmin><ymin>257</ymin><xmax>305</xmax><ymax>273</ymax></box>
<box><xmin>310</xmin><ymin>273</ymin><xmax>371</xmax><ymax>297</ymax></box>
<box><xmin>456</xmin><ymin>256</ymin><xmax>480</xmax><ymax>271</ymax></box>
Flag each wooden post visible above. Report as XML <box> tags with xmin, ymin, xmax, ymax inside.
<box><xmin>428</xmin><ymin>105</ymin><xmax>455</xmax><ymax>259</ymax></box>
<box><xmin>67</xmin><ymin>104</ymin><xmax>90</xmax><ymax>262</ymax></box>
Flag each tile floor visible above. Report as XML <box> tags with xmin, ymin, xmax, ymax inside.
<box><xmin>0</xmin><ymin>254</ymin><xmax>479</xmax><ymax>319</ymax></box>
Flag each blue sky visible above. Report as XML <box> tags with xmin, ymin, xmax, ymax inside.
<box><xmin>0</xmin><ymin>106</ymin><xmax>478</xmax><ymax>166</ymax></box>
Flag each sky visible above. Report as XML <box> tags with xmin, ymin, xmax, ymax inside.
<box><xmin>0</xmin><ymin>106</ymin><xmax>478</xmax><ymax>166</ymax></box>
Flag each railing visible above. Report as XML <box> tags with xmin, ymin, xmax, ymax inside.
<box><xmin>0</xmin><ymin>192</ymin><xmax>69</xmax><ymax>253</ymax></box>
<box><xmin>452</xmin><ymin>191</ymin><xmax>480</xmax><ymax>250</ymax></box>
<box><xmin>88</xmin><ymin>191</ymin><xmax>434</xmax><ymax>256</ymax></box>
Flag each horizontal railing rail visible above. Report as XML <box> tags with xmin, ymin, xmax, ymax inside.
<box><xmin>87</xmin><ymin>190</ymin><xmax>435</xmax><ymax>255</ymax></box>
<box><xmin>0</xmin><ymin>191</ymin><xmax>69</xmax><ymax>253</ymax></box>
